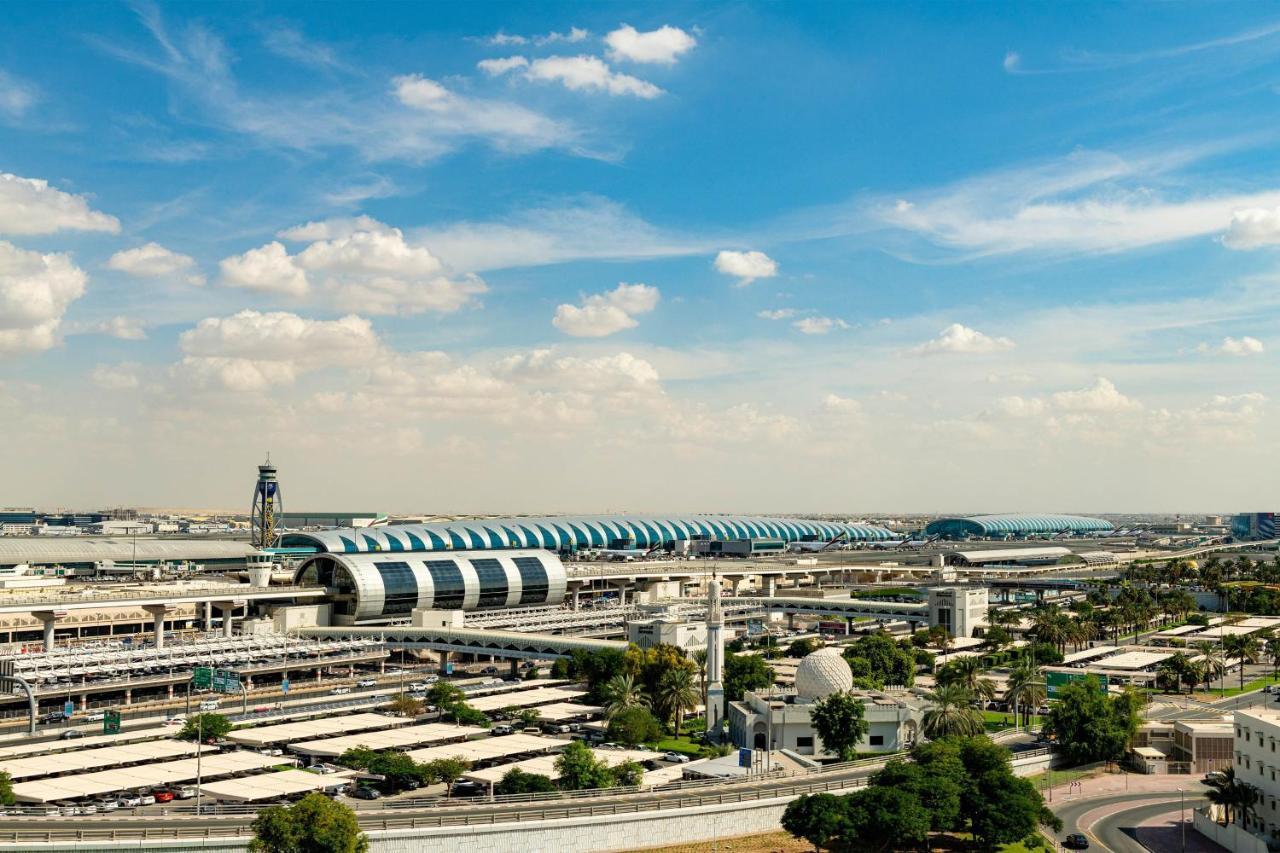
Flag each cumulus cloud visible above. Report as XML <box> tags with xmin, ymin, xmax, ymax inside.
<box><xmin>1222</xmin><ymin>207</ymin><xmax>1280</xmax><ymax>249</ymax></box>
<box><xmin>91</xmin><ymin>316</ymin><xmax>147</xmax><ymax>341</ymax></box>
<box><xmin>106</xmin><ymin>242</ymin><xmax>203</xmax><ymax>285</ymax></box>
<box><xmin>177</xmin><ymin>310</ymin><xmax>380</xmax><ymax>391</ymax></box>
<box><xmin>793</xmin><ymin>317</ymin><xmax>849</xmax><ymax>335</ymax></box>
<box><xmin>1050</xmin><ymin>377</ymin><xmax>1139</xmax><ymax>413</ymax></box>
<box><xmin>524</xmin><ymin>56</ymin><xmax>663</xmax><ymax>98</ymax></box>
<box><xmin>906</xmin><ymin>323</ymin><xmax>1015</xmax><ymax>356</ymax></box>
<box><xmin>497</xmin><ymin>349</ymin><xmax>660</xmax><ymax>391</ymax></box>
<box><xmin>0</xmin><ymin>173</ymin><xmax>120</xmax><ymax>236</ymax></box>
<box><xmin>0</xmin><ymin>241</ymin><xmax>87</xmax><ymax>354</ymax></box>
<box><xmin>821</xmin><ymin>393</ymin><xmax>861</xmax><ymax>415</ymax></box>
<box><xmin>226</xmin><ymin>218</ymin><xmax>486</xmax><ymax>315</ymax></box>
<box><xmin>552</xmin><ymin>282</ymin><xmax>660</xmax><ymax>337</ymax></box>
<box><xmin>478</xmin><ymin>56</ymin><xmax>530</xmax><ymax>76</ymax></box>
<box><xmin>90</xmin><ymin>363</ymin><xmax>141</xmax><ymax>391</ymax></box>
<box><xmin>485</xmin><ymin>27</ymin><xmax>589</xmax><ymax>47</ymax></box>
<box><xmin>605</xmin><ymin>24</ymin><xmax>697</xmax><ymax>64</ymax></box>
<box><xmin>219</xmin><ymin>241</ymin><xmax>309</xmax><ymax>297</ymax></box>
<box><xmin>714</xmin><ymin>250</ymin><xmax>777</xmax><ymax>286</ymax></box>
<box><xmin>757</xmin><ymin>308</ymin><xmax>797</xmax><ymax>320</ymax></box>
<box><xmin>1197</xmin><ymin>335</ymin><xmax>1265</xmax><ymax>356</ymax></box>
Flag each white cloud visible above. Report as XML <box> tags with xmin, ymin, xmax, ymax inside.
<box><xmin>90</xmin><ymin>363</ymin><xmax>141</xmax><ymax>391</ymax></box>
<box><xmin>714</xmin><ymin>250</ymin><xmax>778</xmax><ymax>286</ymax></box>
<box><xmin>277</xmin><ymin>216</ymin><xmax>388</xmax><ymax>243</ymax></box>
<box><xmin>478</xmin><ymin>56</ymin><xmax>530</xmax><ymax>76</ymax></box>
<box><xmin>0</xmin><ymin>241</ymin><xmax>87</xmax><ymax>355</ymax></box>
<box><xmin>793</xmin><ymin>317</ymin><xmax>849</xmax><ymax>335</ymax></box>
<box><xmin>906</xmin><ymin>323</ymin><xmax>1015</xmax><ymax>356</ymax></box>
<box><xmin>1002</xmin><ymin>51</ymin><xmax>1021</xmax><ymax>73</ymax></box>
<box><xmin>219</xmin><ymin>241</ymin><xmax>309</xmax><ymax>297</ymax></box>
<box><xmin>106</xmin><ymin>242</ymin><xmax>203</xmax><ymax>285</ymax></box>
<box><xmin>177</xmin><ymin>310</ymin><xmax>380</xmax><ymax>391</ymax></box>
<box><xmin>1222</xmin><ymin>207</ymin><xmax>1280</xmax><ymax>249</ymax></box>
<box><xmin>757</xmin><ymin>308</ymin><xmax>797</xmax><ymax>320</ymax></box>
<box><xmin>391</xmin><ymin>74</ymin><xmax>575</xmax><ymax>153</ymax></box>
<box><xmin>1050</xmin><ymin>377</ymin><xmax>1139</xmax><ymax>413</ymax></box>
<box><xmin>605</xmin><ymin>24</ymin><xmax>697</xmax><ymax>64</ymax></box>
<box><xmin>993</xmin><ymin>395</ymin><xmax>1047</xmax><ymax>418</ymax></box>
<box><xmin>821</xmin><ymin>393</ymin><xmax>861</xmax><ymax>415</ymax></box>
<box><xmin>0</xmin><ymin>173</ymin><xmax>120</xmax><ymax>236</ymax></box>
<box><xmin>524</xmin><ymin>56</ymin><xmax>662</xmax><ymax>98</ymax></box>
<box><xmin>497</xmin><ymin>349</ymin><xmax>661</xmax><ymax>391</ymax></box>
<box><xmin>1198</xmin><ymin>335</ymin><xmax>1265</xmax><ymax>356</ymax></box>
<box><xmin>874</xmin><ymin>147</ymin><xmax>1280</xmax><ymax>258</ymax></box>
<box><xmin>553</xmin><ymin>282</ymin><xmax>660</xmax><ymax>337</ymax></box>
<box><xmin>485</xmin><ymin>27</ymin><xmax>589</xmax><ymax>47</ymax></box>
<box><xmin>92</xmin><ymin>316</ymin><xmax>147</xmax><ymax>341</ymax></box>
<box><xmin>0</xmin><ymin>69</ymin><xmax>37</xmax><ymax>118</ymax></box>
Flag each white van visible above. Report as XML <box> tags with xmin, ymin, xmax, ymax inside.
<box><xmin>198</xmin><ymin>700</ymin><xmax>219</xmax><ymax>712</ymax></box>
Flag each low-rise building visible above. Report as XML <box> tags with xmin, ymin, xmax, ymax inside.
<box><xmin>1225</xmin><ymin>710</ymin><xmax>1280</xmax><ymax>846</ymax></box>
<box><xmin>727</xmin><ymin>647</ymin><xmax>921</xmax><ymax>757</ymax></box>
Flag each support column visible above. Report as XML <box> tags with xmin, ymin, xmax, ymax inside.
<box><xmin>124</xmin><ymin>688</ymin><xmax>133</xmax><ymax>705</ymax></box>
<box><xmin>144</xmin><ymin>605</ymin><xmax>172</xmax><ymax>649</ymax></box>
<box><xmin>438</xmin><ymin>651</ymin><xmax>449</xmax><ymax>673</ymax></box>
<box><xmin>572</xmin><ymin>587</ymin><xmax>581</xmax><ymax>611</ymax></box>
<box><xmin>34</xmin><ymin>611</ymin><xmax>63</xmax><ymax>651</ymax></box>
<box><xmin>763</xmin><ymin>576</ymin><xmax>777</xmax><ymax>598</ymax></box>
<box><xmin>611</xmin><ymin>580</ymin><xmax>629</xmax><ymax>606</ymax></box>
<box><xmin>167</xmin><ymin>684</ymin><xmax>174</xmax><ymax>700</ymax></box>
<box><xmin>315</xmin><ymin>667</ymin><xmax>322</xmax><ymax>684</ymax></box>
<box><xmin>786</xmin><ymin>612</ymin><xmax>797</xmax><ymax>630</ymax></box>
<box><xmin>509</xmin><ymin>659</ymin><xmax>519</xmax><ymax>678</ymax></box>
<box><xmin>203</xmin><ymin>601</ymin><xmax>213</xmax><ymax>632</ymax></box>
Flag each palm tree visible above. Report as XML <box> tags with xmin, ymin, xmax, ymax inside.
<box><xmin>987</xmin><ymin>608</ymin><xmax>1022</xmax><ymax>631</ymax></box>
<box><xmin>657</xmin><ymin>667</ymin><xmax>699</xmax><ymax>737</ymax></box>
<box><xmin>1004</xmin><ymin>662</ymin><xmax>1046</xmax><ymax>728</ymax></box>
<box><xmin>1205</xmin><ymin>767</ymin><xmax>1261</xmax><ymax>827</ymax></box>
<box><xmin>938</xmin><ymin>657</ymin><xmax>997</xmax><ymax>708</ymax></box>
<box><xmin>1029</xmin><ymin>607</ymin><xmax>1069</xmax><ymax>653</ymax></box>
<box><xmin>691</xmin><ymin>648</ymin><xmax>708</xmax><ymax>706</ymax></box>
<box><xmin>922</xmin><ymin>684</ymin><xmax>985</xmax><ymax>740</ymax></box>
<box><xmin>1195</xmin><ymin>641</ymin><xmax>1226</xmax><ymax>695</ymax></box>
<box><xmin>601</xmin><ymin>673</ymin><xmax>648</xmax><ymax>720</ymax></box>
<box><xmin>1222</xmin><ymin>634</ymin><xmax>1262</xmax><ymax>692</ymax></box>
<box><xmin>1266</xmin><ymin>636</ymin><xmax>1280</xmax><ymax>683</ymax></box>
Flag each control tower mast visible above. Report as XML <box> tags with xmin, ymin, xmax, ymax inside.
<box><xmin>250</xmin><ymin>455</ymin><xmax>282</xmax><ymax>548</ymax></box>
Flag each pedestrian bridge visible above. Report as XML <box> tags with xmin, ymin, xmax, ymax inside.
<box><xmin>727</xmin><ymin>595</ymin><xmax>929</xmax><ymax>623</ymax></box>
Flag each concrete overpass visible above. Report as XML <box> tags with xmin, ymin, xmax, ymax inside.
<box><xmin>727</xmin><ymin>595</ymin><xmax>929</xmax><ymax>624</ymax></box>
<box><xmin>296</xmin><ymin>625</ymin><xmax>628</xmax><ymax>665</ymax></box>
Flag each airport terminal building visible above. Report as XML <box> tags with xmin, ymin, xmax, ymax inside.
<box><xmin>924</xmin><ymin>513</ymin><xmax>1113</xmax><ymax>539</ymax></box>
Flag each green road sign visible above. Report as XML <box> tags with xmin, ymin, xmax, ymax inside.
<box><xmin>103</xmin><ymin>710</ymin><xmax>121</xmax><ymax>735</ymax></box>
<box><xmin>192</xmin><ymin>667</ymin><xmax>212</xmax><ymax>689</ymax></box>
<box><xmin>212</xmin><ymin>669</ymin><xmax>240</xmax><ymax>694</ymax></box>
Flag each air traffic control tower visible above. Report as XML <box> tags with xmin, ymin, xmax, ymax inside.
<box><xmin>250</xmin><ymin>456</ymin><xmax>282</xmax><ymax>548</ymax></box>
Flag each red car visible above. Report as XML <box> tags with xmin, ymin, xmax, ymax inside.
<box><xmin>152</xmin><ymin>790</ymin><xmax>175</xmax><ymax>803</ymax></box>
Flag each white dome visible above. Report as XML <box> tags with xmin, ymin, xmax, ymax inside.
<box><xmin>794</xmin><ymin>647</ymin><xmax>853</xmax><ymax>700</ymax></box>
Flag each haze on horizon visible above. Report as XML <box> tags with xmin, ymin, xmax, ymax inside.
<box><xmin>0</xmin><ymin>3</ymin><xmax>1275</xmax><ymax>514</ymax></box>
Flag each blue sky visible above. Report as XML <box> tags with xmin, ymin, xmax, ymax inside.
<box><xmin>0</xmin><ymin>2</ymin><xmax>1277</xmax><ymax>513</ymax></box>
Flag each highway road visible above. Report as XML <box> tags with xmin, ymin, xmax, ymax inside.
<box><xmin>1052</xmin><ymin>786</ymin><xmax>1209</xmax><ymax>852</ymax></box>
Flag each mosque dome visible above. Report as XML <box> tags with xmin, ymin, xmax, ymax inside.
<box><xmin>794</xmin><ymin>647</ymin><xmax>854</xmax><ymax>700</ymax></box>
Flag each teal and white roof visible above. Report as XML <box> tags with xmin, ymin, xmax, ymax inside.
<box><xmin>924</xmin><ymin>513</ymin><xmax>1112</xmax><ymax>538</ymax></box>
<box><xmin>281</xmin><ymin>514</ymin><xmax>896</xmax><ymax>554</ymax></box>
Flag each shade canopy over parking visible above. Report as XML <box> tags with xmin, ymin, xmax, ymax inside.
<box><xmin>534</xmin><ymin>702</ymin><xmax>604</xmax><ymax>721</ymax></box>
<box><xmin>228</xmin><ymin>713</ymin><xmax>400</xmax><ymax>747</ymax></box>
<box><xmin>289</xmin><ymin>723</ymin><xmax>487</xmax><ymax>758</ymax></box>
<box><xmin>11</xmin><ymin>751</ymin><xmax>288</xmax><ymax>802</ymax></box>
<box><xmin>404</xmin><ymin>733</ymin><xmax>562</xmax><ymax>766</ymax></box>
<box><xmin>0</xmin><ymin>740</ymin><xmax>200</xmax><ymax>781</ymax></box>
<box><xmin>199</xmin><ymin>768</ymin><xmax>355</xmax><ymax>802</ymax></box>
<box><xmin>0</xmin><ymin>727</ymin><xmax>173</xmax><ymax>761</ymax></box>
<box><xmin>467</xmin><ymin>686</ymin><xmax>587</xmax><ymax>712</ymax></box>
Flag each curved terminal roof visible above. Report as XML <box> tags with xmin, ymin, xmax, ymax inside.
<box><xmin>924</xmin><ymin>513</ymin><xmax>1112</xmax><ymax>539</ymax></box>
<box><xmin>281</xmin><ymin>514</ymin><xmax>897</xmax><ymax>554</ymax></box>
<box><xmin>0</xmin><ymin>538</ymin><xmax>257</xmax><ymax>567</ymax></box>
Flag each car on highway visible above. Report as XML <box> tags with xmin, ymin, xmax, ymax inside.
<box><xmin>491</xmin><ymin>724</ymin><xmax>513</xmax><ymax>735</ymax></box>
<box><xmin>481</xmin><ymin>666</ymin><xmax>499</xmax><ymax>675</ymax></box>
<box><xmin>84</xmin><ymin>712</ymin><xmax>106</xmax><ymax>722</ymax></box>
<box><xmin>60</xmin><ymin>729</ymin><xmax>84</xmax><ymax>740</ymax></box>
<box><xmin>330</xmin><ymin>686</ymin><xmax>352</xmax><ymax>695</ymax></box>
<box><xmin>351</xmin><ymin>787</ymin><xmax>382</xmax><ymax>800</ymax></box>
<box><xmin>40</xmin><ymin>712</ymin><xmax>64</xmax><ymax>725</ymax></box>
<box><xmin>408</xmin><ymin>682</ymin><xmax>429</xmax><ymax>691</ymax></box>
<box><xmin>1063</xmin><ymin>833</ymin><xmax>1090</xmax><ymax>849</ymax></box>
<box><xmin>357</xmin><ymin>679</ymin><xmax>377</xmax><ymax>688</ymax></box>
<box><xmin>163</xmin><ymin>715</ymin><xmax>185</xmax><ymax>727</ymax></box>
<box><xmin>198</xmin><ymin>700</ymin><xmax>219</xmax><ymax>712</ymax></box>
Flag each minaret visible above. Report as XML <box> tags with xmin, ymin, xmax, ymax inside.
<box><xmin>705</xmin><ymin>574</ymin><xmax>726</xmax><ymax>740</ymax></box>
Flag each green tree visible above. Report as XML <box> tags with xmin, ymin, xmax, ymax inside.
<box><xmin>606</xmin><ymin>705</ymin><xmax>663</xmax><ymax>746</ymax></box>
<box><xmin>844</xmin><ymin>631</ymin><xmax>916</xmax><ymax>688</ymax></box>
<box><xmin>449</xmin><ymin>704</ymin><xmax>491</xmax><ymax>726</ymax></box>
<box><xmin>656</xmin><ymin>666</ymin><xmax>699</xmax><ymax>735</ymax></box>
<box><xmin>0</xmin><ymin>770</ymin><xmax>13</xmax><ymax>807</ymax></box>
<box><xmin>335</xmin><ymin>746</ymin><xmax>380</xmax><ymax>771</ymax></box>
<box><xmin>424</xmin><ymin>757</ymin><xmax>471</xmax><ymax>798</ymax></box>
<box><xmin>600</xmin><ymin>672</ymin><xmax>648</xmax><ymax>720</ymax></box>
<box><xmin>787</xmin><ymin>637</ymin><xmax>819</xmax><ymax>658</ymax></box>
<box><xmin>871</xmin><ymin>760</ymin><xmax>962</xmax><ymax>834</ymax></box>
<box><xmin>921</xmin><ymin>684</ymin><xmax>983</xmax><ymax>740</ymax></box>
<box><xmin>571</xmin><ymin>648</ymin><xmax>629</xmax><ymax>703</ymax></box>
<box><xmin>367</xmin><ymin>751</ymin><xmax>428</xmax><ymax>792</ymax></box>
<box><xmin>969</xmin><ymin>769</ymin><xmax>1058</xmax><ymax>848</ymax></box>
<box><xmin>385</xmin><ymin>693</ymin><xmax>422</xmax><ymax>718</ymax></box>
<box><xmin>612</xmin><ymin>760</ymin><xmax>644</xmax><ymax>787</ymax></box>
<box><xmin>1004</xmin><ymin>662</ymin><xmax>1046</xmax><ymax>728</ymax></box>
<box><xmin>1223</xmin><ymin>634</ymin><xmax>1262</xmax><ymax>692</ymax></box>
<box><xmin>1044</xmin><ymin>676</ymin><xmax>1136</xmax><ymax>766</ymax></box>
<box><xmin>809</xmin><ymin>691</ymin><xmax>870</xmax><ymax>761</ymax></box>
<box><xmin>935</xmin><ymin>657</ymin><xmax>996</xmax><ymax>705</ymax></box>
<box><xmin>178</xmin><ymin>712</ymin><xmax>232</xmax><ymax>742</ymax></box>
<box><xmin>555</xmin><ymin>740</ymin><xmax>616</xmax><ymax>790</ymax></box>
<box><xmin>843</xmin><ymin>786</ymin><xmax>931</xmax><ymax>851</ymax></box>
<box><xmin>781</xmin><ymin>793</ymin><xmax>849</xmax><ymax>852</ymax></box>
<box><xmin>494</xmin><ymin>767</ymin><xmax>558</xmax><ymax>795</ymax></box>
<box><xmin>249</xmin><ymin>792</ymin><xmax>368</xmax><ymax>853</ymax></box>
<box><xmin>426</xmin><ymin>681</ymin><xmax>465</xmax><ymax>712</ymax></box>
<box><xmin>723</xmin><ymin>653</ymin><xmax>775</xmax><ymax>701</ymax></box>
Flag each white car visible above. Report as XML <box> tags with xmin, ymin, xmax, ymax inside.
<box><xmin>84</xmin><ymin>712</ymin><xmax>106</xmax><ymax>722</ymax></box>
<box><xmin>357</xmin><ymin>679</ymin><xmax>377</xmax><ymax>688</ymax></box>
<box><xmin>94</xmin><ymin>798</ymin><xmax>118</xmax><ymax>812</ymax></box>
<box><xmin>118</xmin><ymin>795</ymin><xmax>142</xmax><ymax>808</ymax></box>
<box><xmin>329</xmin><ymin>686</ymin><xmax>352</xmax><ymax>696</ymax></box>
<box><xmin>663</xmin><ymin>752</ymin><xmax>691</xmax><ymax>763</ymax></box>
<box><xmin>408</xmin><ymin>682</ymin><xmax>428</xmax><ymax>692</ymax></box>
<box><xmin>138</xmin><ymin>794</ymin><xmax>156</xmax><ymax>806</ymax></box>
<box><xmin>163</xmin><ymin>716</ymin><xmax>185</xmax><ymax>727</ymax></box>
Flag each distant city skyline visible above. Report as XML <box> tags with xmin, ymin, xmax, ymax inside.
<box><xmin>0</xmin><ymin>3</ymin><xmax>1275</xmax><ymax>511</ymax></box>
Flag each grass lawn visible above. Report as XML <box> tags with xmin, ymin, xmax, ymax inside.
<box><xmin>981</xmin><ymin>710</ymin><xmax>1044</xmax><ymax>732</ymax></box>
<box><xmin>1024</xmin><ymin>763</ymin><xmax>1106</xmax><ymax>792</ymax></box>
<box><xmin>651</xmin><ymin>735</ymin><xmax>704</xmax><ymax>756</ymax></box>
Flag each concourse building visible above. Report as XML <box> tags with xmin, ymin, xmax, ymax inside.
<box><xmin>924</xmin><ymin>513</ymin><xmax>1113</xmax><ymax>540</ymax></box>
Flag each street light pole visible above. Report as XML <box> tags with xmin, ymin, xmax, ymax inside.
<box><xmin>195</xmin><ymin>713</ymin><xmax>203</xmax><ymax>816</ymax></box>
<box><xmin>1180</xmin><ymin>788</ymin><xmax>1186</xmax><ymax>852</ymax></box>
